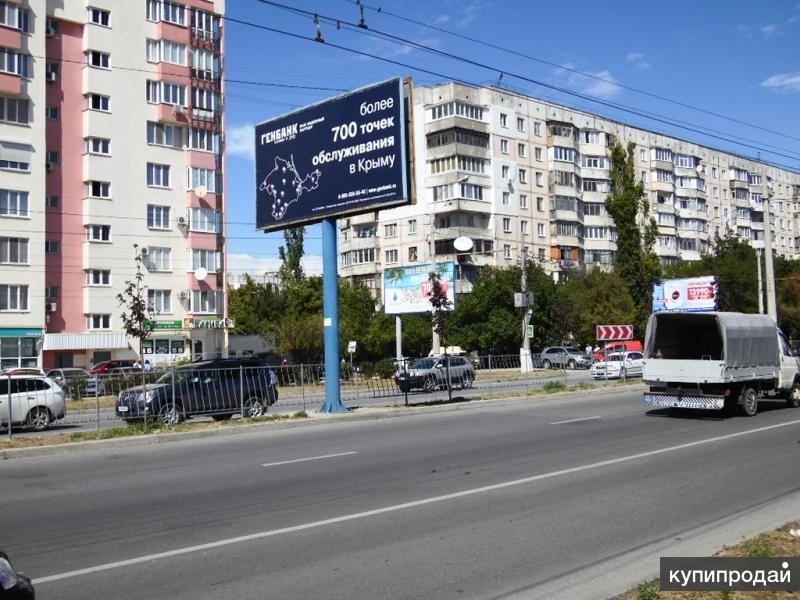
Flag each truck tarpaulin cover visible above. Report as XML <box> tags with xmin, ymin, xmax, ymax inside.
<box><xmin>645</xmin><ymin>312</ymin><xmax>778</xmax><ymax>368</ymax></box>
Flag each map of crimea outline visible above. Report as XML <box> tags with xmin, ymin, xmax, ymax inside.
<box><xmin>258</xmin><ymin>155</ymin><xmax>322</xmax><ymax>221</ymax></box>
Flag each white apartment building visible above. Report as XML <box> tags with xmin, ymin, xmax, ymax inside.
<box><xmin>0</xmin><ymin>0</ymin><xmax>227</xmax><ymax>370</ymax></box>
<box><xmin>338</xmin><ymin>82</ymin><xmax>800</xmax><ymax>297</ymax></box>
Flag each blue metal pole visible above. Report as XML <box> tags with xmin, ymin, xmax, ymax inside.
<box><xmin>320</xmin><ymin>217</ymin><xmax>347</xmax><ymax>413</ymax></box>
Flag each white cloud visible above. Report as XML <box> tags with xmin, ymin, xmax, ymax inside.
<box><xmin>626</xmin><ymin>52</ymin><xmax>644</xmax><ymax>62</ymax></box>
<box><xmin>226</xmin><ymin>122</ymin><xmax>255</xmax><ymax>161</ymax></box>
<box><xmin>626</xmin><ymin>52</ymin><xmax>651</xmax><ymax>72</ymax></box>
<box><xmin>555</xmin><ymin>66</ymin><xmax>622</xmax><ymax>99</ymax></box>
<box><xmin>227</xmin><ymin>253</ymin><xmax>324</xmax><ymax>278</ymax></box>
<box><xmin>760</xmin><ymin>71</ymin><xmax>800</xmax><ymax>93</ymax></box>
<box><xmin>433</xmin><ymin>14</ymin><xmax>450</xmax><ymax>25</ymax></box>
<box><xmin>760</xmin><ymin>23</ymin><xmax>782</xmax><ymax>38</ymax></box>
<box><xmin>735</xmin><ymin>24</ymin><xmax>753</xmax><ymax>36</ymax></box>
<box><xmin>455</xmin><ymin>0</ymin><xmax>483</xmax><ymax>28</ymax></box>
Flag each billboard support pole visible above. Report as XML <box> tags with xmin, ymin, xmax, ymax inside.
<box><xmin>320</xmin><ymin>217</ymin><xmax>347</xmax><ymax>413</ymax></box>
<box><xmin>395</xmin><ymin>316</ymin><xmax>402</xmax><ymax>361</ymax></box>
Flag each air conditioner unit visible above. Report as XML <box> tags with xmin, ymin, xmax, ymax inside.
<box><xmin>173</xmin><ymin>104</ymin><xmax>184</xmax><ymax>115</ymax></box>
<box><xmin>177</xmin><ymin>291</ymin><xmax>188</xmax><ymax>300</ymax></box>
<box><xmin>46</xmin><ymin>71</ymin><xmax>57</xmax><ymax>82</ymax></box>
<box><xmin>139</xmin><ymin>246</ymin><xmax>149</xmax><ymax>255</ymax></box>
<box><xmin>177</xmin><ymin>216</ymin><xmax>187</xmax><ymax>226</ymax></box>
<box><xmin>45</xmin><ymin>302</ymin><xmax>57</xmax><ymax>313</ymax></box>
<box><xmin>45</xmin><ymin>162</ymin><xmax>53</xmax><ymax>172</ymax></box>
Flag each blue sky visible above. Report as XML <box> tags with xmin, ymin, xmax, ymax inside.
<box><xmin>223</xmin><ymin>0</ymin><xmax>800</xmax><ymax>277</ymax></box>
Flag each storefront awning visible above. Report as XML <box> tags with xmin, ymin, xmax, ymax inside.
<box><xmin>43</xmin><ymin>333</ymin><xmax>130</xmax><ymax>351</ymax></box>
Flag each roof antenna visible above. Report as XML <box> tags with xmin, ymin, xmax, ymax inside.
<box><xmin>314</xmin><ymin>14</ymin><xmax>324</xmax><ymax>43</ymax></box>
<box><xmin>497</xmin><ymin>71</ymin><xmax>504</xmax><ymax>87</ymax></box>
<box><xmin>356</xmin><ymin>0</ymin><xmax>368</xmax><ymax>28</ymax></box>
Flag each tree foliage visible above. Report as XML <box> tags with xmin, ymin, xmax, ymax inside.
<box><xmin>278</xmin><ymin>226</ymin><xmax>305</xmax><ymax>284</ymax></box>
<box><xmin>563</xmin><ymin>270</ymin><xmax>637</xmax><ymax>346</ymax></box>
<box><xmin>605</xmin><ymin>142</ymin><xmax>661</xmax><ymax>338</ymax></box>
<box><xmin>117</xmin><ymin>251</ymin><xmax>154</xmax><ymax>344</ymax></box>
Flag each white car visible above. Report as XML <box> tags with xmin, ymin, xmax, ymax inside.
<box><xmin>0</xmin><ymin>376</ymin><xmax>66</xmax><ymax>431</ymax></box>
<box><xmin>591</xmin><ymin>351</ymin><xmax>645</xmax><ymax>380</ymax></box>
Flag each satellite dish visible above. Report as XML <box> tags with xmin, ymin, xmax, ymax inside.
<box><xmin>674</xmin><ymin>202</ymin><xmax>681</xmax><ymax>210</ymax></box>
<box><xmin>695</xmin><ymin>164</ymin><xmax>703</xmax><ymax>174</ymax></box>
<box><xmin>453</xmin><ymin>236</ymin><xmax>474</xmax><ymax>252</ymax></box>
<box><xmin>195</xmin><ymin>185</ymin><xmax>207</xmax><ymax>199</ymax></box>
<box><xmin>194</xmin><ymin>267</ymin><xmax>208</xmax><ymax>281</ymax></box>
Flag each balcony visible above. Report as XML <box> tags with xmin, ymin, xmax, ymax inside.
<box><xmin>550</xmin><ymin>208</ymin><xmax>583</xmax><ymax>223</ymax></box>
<box><xmin>432</xmin><ymin>197</ymin><xmax>491</xmax><ymax>215</ymax></box>
<box><xmin>729</xmin><ymin>179</ymin><xmax>749</xmax><ymax>191</ymax></box>
<box><xmin>191</xmin><ymin>27</ymin><xmax>221</xmax><ymax>54</ymax></box>
<box><xmin>650</xmin><ymin>159</ymin><xmax>674</xmax><ymax>172</ymax></box>
<box><xmin>426</xmin><ymin>116</ymin><xmax>489</xmax><ymax>136</ymax></box>
<box><xmin>0</xmin><ymin>72</ymin><xmax>21</xmax><ymax>96</ymax></box>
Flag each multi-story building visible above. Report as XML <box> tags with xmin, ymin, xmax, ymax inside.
<box><xmin>0</xmin><ymin>0</ymin><xmax>227</xmax><ymax>370</ymax></box>
<box><xmin>339</xmin><ymin>82</ymin><xmax>800</xmax><ymax>297</ymax></box>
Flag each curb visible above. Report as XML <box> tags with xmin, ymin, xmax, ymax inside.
<box><xmin>0</xmin><ymin>382</ymin><xmax>645</xmax><ymax>460</ymax></box>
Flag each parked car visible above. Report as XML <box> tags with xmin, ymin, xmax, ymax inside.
<box><xmin>592</xmin><ymin>340</ymin><xmax>643</xmax><ymax>362</ymax></box>
<box><xmin>0</xmin><ymin>551</ymin><xmax>35</xmax><ymax>598</ymax></box>
<box><xmin>89</xmin><ymin>359</ymin><xmax>135</xmax><ymax>376</ymax></box>
<box><xmin>0</xmin><ymin>375</ymin><xmax>66</xmax><ymax>431</ymax></box>
<box><xmin>395</xmin><ymin>355</ymin><xmax>475</xmax><ymax>392</ymax></box>
<box><xmin>591</xmin><ymin>351</ymin><xmax>645</xmax><ymax>380</ymax></box>
<box><xmin>85</xmin><ymin>367</ymin><xmax>138</xmax><ymax>396</ymax></box>
<box><xmin>0</xmin><ymin>367</ymin><xmax>46</xmax><ymax>377</ymax></box>
<box><xmin>535</xmin><ymin>346</ymin><xmax>592</xmax><ymax>369</ymax></box>
<box><xmin>115</xmin><ymin>358</ymin><xmax>279</xmax><ymax>424</ymax></box>
<box><xmin>46</xmin><ymin>368</ymin><xmax>90</xmax><ymax>398</ymax></box>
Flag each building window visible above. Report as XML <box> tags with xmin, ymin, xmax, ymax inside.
<box><xmin>535</xmin><ymin>172</ymin><xmax>543</xmax><ymax>187</ymax></box>
<box><xmin>45</xmin><ymin>151</ymin><xmax>59</xmax><ymax>165</ymax></box>
<box><xmin>1</xmin><ymin>3</ymin><xmax>31</xmax><ymax>32</ymax></box>
<box><xmin>147</xmin><ymin>0</ymin><xmax>186</xmax><ymax>25</ymax></box>
<box><xmin>189</xmin><ymin>248</ymin><xmax>220</xmax><ymax>271</ymax></box>
<box><xmin>89</xmin><ymin>7</ymin><xmax>110</xmax><ymax>26</ymax></box>
<box><xmin>45</xmin><ymin>107</ymin><xmax>59</xmax><ymax>120</ymax></box>
<box><xmin>518</xmin><ymin>143</ymin><xmax>526</xmax><ymax>158</ymax></box>
<box><xmin>147</xmin><ymin>121</ymin><xmax>185</xmax><ymax>149</ymax></box>
<box><xmin>640</xmin><ymin>149</ymin><xmax>646</xmax><ymax>161</ymax></box>
<box><xmin>146</xmin><ymin>247</ymin><xmax>172</xmax><ymax>272</ymax></box>
<box><xmin>87</xmin><ymin>94</ymin><xmax>110</xmax><ymax>112</ymax></box>
<box><xmin>499</xmin><ymin>113</ymin><xmax>508</xmax><ymax>127</ymax></box>
<box><xmin>517</xmin><ymin>117</ymin><xmax>525</xmax><ymax>132</ymax></box>
<box><xmin>86</xmin><ymin>137</ymin><xmax>110</xmax><ymax>155</ymax></box>
<box><xmin>500</xmin><ymin>139</ymin><xmax>509</xmax><ymax>154</ymax></box>
<box><xmin>148</xmin><ymin>289</ymin><xmax>171</xmax><ymax>314</ymax></box>
<box><xmin>536</xmin><ymin>197</ymin><xmax>543</xmax><ymax>211</ymax></box>
<box><xmin>502</xmin><ymin>191</ymin><xmax>510</xmax><ymax>205</ymax></box>
<box><xmin>87</xmin><ymin>181</ymin><xmax>111</xmax><ymax>199</ymax></box>
<box><xmin>0</xmin><ymin>285</ymin><xmax>28</xmax><ymax>311</ymax></box>
<box><xmin>537</xmin><ymin>223</ymin><xmax>545</xmax><ymax>237</ymax></box>
<box><xmin>533</xmin><ymin>122</ymin><xmax>541</xmax><ymax>136</ymax></box>
<box><xmin>501</xmin><ymin>165</ymin><xmax>510</xmax><ymax>178</ymax></box>
<box><xmin>0</xmin><ymin>156</ymin><xmax>29</xmax><ymax>172</ymax></box>
<box><xmin>0</xmin><ymin>97</ymin><xmax>29</xmax><ymax>125</ymax></box>
<box><xmin>0</xmin><ymin>237</ymin><xmax>27</xmax><ymax>264</ymax></box>
<box><xmin>86</xmin><ymin>269</ymin><xmax>111</xmax><ymax>286</ymax></box>
<box><xmin>87</xmin><ymin>314</ymin><xmax>111</xmax><ymax>330</ymax></box>
<box><xmin>519</xmin><ymin>169</ymin><xmax>527</xmax><ymax>184</ymax></box>
<box><xmin>504</xmin><ymin>244</ymin><xmax>512</xmax><ymax>259</ymax></box>
<box><xmin>385</xmin><ymin>249</ymin><xmax>398</xmax><ymax>264</ymax></box>
<box><xmin>187</xmin><ymin>167</ymin><xmax>217</xmax><ymax>193</ymax></box>
<box><xmin>147</xmin><ymin>205</ymin><xmax>170</xmax><ymax>229</ymax></box>
<box><xmin>408</xmin><ymin>219</ymin><xmax>417</xmax><ymax>235</ymax></box>
<box><xmin>146</xmin><ymin>80</ymin><xmax>186</xmax><ymax>106</ymax></box>
<box><xmin>0</xmin><ymin>190</ymin><xmax>28</xmax><ymax>217</ymax></box>
<box><xmin>189</xmin><ymin>207</ymin><xmax>219</xmax><ymax>233</ymax></box>
<box><xmin>46</xmin><ymin>196</ymin><xmax>59</xmax><ymax>209</ymax></box>
<box><xmin>0</xmin><ymin>48</ymin><xmax>30</xmax><ymax>77</ymax></box>
<box><xmin>460</xmin><ymin>183</ymin><xmax>484</xmax><ymax>200</ymax></box>
<box><xmin>87</xmin><ymin>51</ymin><xmax>110</xmax><ymax>69</ymax></box>
<box><xmin>147</xmin><ymin>163</ymin><xmax>171</xmax><ymax>188</ymax></box>
<box><xmin>538</xmin><ymin>247</ymin><xmax>545</xmax><ymax>261</ymax></box>
<box><xmin>45</xmin><ymin>241</ymin><xmax>58</xmax><ymax>254</ymax></box>
<box><xmin>146</xmin><ymin>39</ymin><xmax>187</xmax><ymax>65</ymax></box>
<box><xmin>712</xmin><ymin>167</ymin><xmax>718</xmax><ymax>179</ymax></box>
<box><xmin>408</xmin><ymin>246</ymin><xmax>418</xmax><ymax>262</ymax></box>
<box><xmin>429</xmin><ymin>100</ymin><xmax>485</xmax><ymax>121</ymax></box>
<box><xmin>503</xmin><ymin>217</ymin><xmax>511</xmax><ymax>233</ymax></box>
<box><xmin>86</xmin><ymin>225</ymin><xmax>111</xmax><ymax>242</ymax></box>
<box><xmin>190</xmin><ymin>290</ymin><xmax>220</xmax><ymax>314</ymax></box>
<box><xmin>384</xmin><ymin>223</ymin><xmax>397</xmax><ymax>238</ymax></box>
<box><xmin>189</xmin><ymin>127</ymin><xmax>217</xmax><ymax>152</ymax></box>
<box><xmin>520</xmin><ymin>194</ymin><xmax>528</xmax><ymax>209</ymax></box>
<box><xmin>45</xmin><ymin>287</ymin><xmax>59</xmax><ymax>299</ymax></box>
<box><xmin>521</xmin><ymin>220</ymin><xmax>529</xmax><ymax>235</ymax></box>
<box><xmin>192</xmin><ymin>8</ymin><xmax>219</xmax><ymax>41</ymax></box>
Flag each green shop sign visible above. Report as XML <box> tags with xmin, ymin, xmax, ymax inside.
<box><xmin>145</xmin><ymin>320</ymin><xmax>184</xmax><ymax>331</ymax></box>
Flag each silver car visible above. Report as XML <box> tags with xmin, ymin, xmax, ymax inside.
<box><xmin>537</xmin><ymin>346</ymin><xmax>592</xmax><ymax>369</ymax></box>
<box><xmin>395</xmin><ymin>355</ymin><xmax>475</xmax><ymax>392</ymax></box>
<box><xmin>0</xmin><ymin>376</ymin><xmax>66</xmax><ymax>431</ymax></box>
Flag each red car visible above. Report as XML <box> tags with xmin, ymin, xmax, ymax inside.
<box><xmin>592</xmin><ymin>340</ymin><xmax>643</xmax><ymax>362</ymax></box>
<box><xmin>89</xmin><ymin>359</ymin><xmax>136</xmax><ymax>375</ymax></box>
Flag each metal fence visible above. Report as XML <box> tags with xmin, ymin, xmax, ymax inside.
<box><xmin>1</xmin><ymin>354</ymin><xmax>632</xmax><ymax>438</ymax></box>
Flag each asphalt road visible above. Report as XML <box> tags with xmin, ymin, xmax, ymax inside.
<box><xmin>3</xmin><ymin>388</ymin><xmax>800</xmax><ymax>599</ymax></box>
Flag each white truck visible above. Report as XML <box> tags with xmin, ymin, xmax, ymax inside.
<box><xmin>642</xmin><ymin>311</ymin><xmax>800</xmax><ymax>416</ymax></box>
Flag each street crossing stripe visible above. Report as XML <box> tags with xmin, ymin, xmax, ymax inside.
<box><xmin>32</xmin><ymin>416</ymin><xmax>800</xmax><ymax>585</ymax></box>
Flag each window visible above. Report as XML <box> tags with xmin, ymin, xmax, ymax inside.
<box><xmin>46</xmin><ymin>196</ymin><xmax>59</xmax><ymax>209</ymax></box>
<box><xmin>189</xmin><ymin>249</ymin><xmax>219</xmax><ymax>271</ymax></box>
<box><xmin>584</xmin><ymin>203</ymin><xmax>604</xmax><ymax>216</ymax></box>
<box><xmin>457</xmin><ymin>155</ymin><xmax>486</xmax><ymax>173</ymax></box>
<box><xmin>384</xmin><ymin>223</ymin><xmax>397</xmax><ymax>238</ymax></box>
<box><xmin>0</xmin><ymin>159</ymin><xmax>28</xmax><ymax>172</ymax></box>
<box><xmin>46</xmin><ymin>151</ymin><xmax>59</xmax><ymax>165</ymax></box>
<box><xmin>432</xmin><ymin>184</ymin><xmax>453</xmax><ymax>202</ymax></box>
<box><xmin>146</xmin><ymin>80</ymin><xmax>186</xmax><ymax>106</ymax></box>
<box><xmin>0</xmin><ymin>190</ymin><xmax>28</xmax><ymax>217</ymax></box>
<box><xmin>503</xmin><ymin>217</ymin><xmax>511</xmax><ymax>233</ymax></box>
<box><xmin>0</xmin><ymin>48</ymin><xmax>30</xmax><ymax>77</ymax></box>
<box><xmin>0</xmin><ymin>285</ymin><xmax>27</xmax><ymax>311</ymax></box>
<box><xmin>520</xmin><ymin>194</ymin><xmax>528</xmax><ymax>209</ymax></box>
<box><xmin>655</xmin><ymin>170</ymin><xmax>673</xmax><ymax>183</ymax></box>
<box><xmin>45</xmin><ymin>287</ymin><xmax>58</xmax><ymax>299</ymax></box>
<box><xmin>504</xmin><ymin>244</ymin><xmax>512</xmax><ymax>259</ymax></box>
<box><xmin>500</xmin><ymin>139</ymin><xmax>509</xmax><ymax>154</ymax></box>
<box><xmin>45</xmin><ymin>63</ymin><xmax>59</xmax><ymax>80</ymax></box>
<box><xmin>148</xmin><ymin>289</ymin><xmax>171</xmax><ymax>314</ymax></box>
<box><xmin>86</xmin><ymin>225</ymin><xmax>110</xmax><ymax>242</ymax></box>
<box><xmin>521</xmin><ymin>220</ymin><xmax>529</xmax><ymax>235</ymax></box>
<box><xmin>189</xmin><ymin>207</ymin><xmax>219</xmax><ymax>233</ymax></box>
<box><xmin>674</xmin><ymin>154</ymin><xmax>695</xmax><ymax>168</ymax></box>
<box><xmin>147</xmin><ymin>0</ymin><xmax>185</xmax><ymax>25</ymax></box>
<box><xmin>0</xmin><ymin>97</ymin><xmax>29</xmax><ymax>125</ymax></box>
<box><xmin>533</xmin><ymin>122</ymin><xmax>541</xmax><ymax>136</ymax></box>
<box><xmin>429</xmin><ymin>100</ymin><xmax>485</xmax><ymax>121</ymax></box>
<box><xmin>534</xmin><ymin>147</ymin><xmax>543</xmax><ymax>162</ymax></box>
<box><xmin>87</xmin><ymin>181</ymin><xmax>111</xmax><ymax>198</ymax></box>
<box><xmin>535</xmin><ymin>172</ymin><xmax>544</xmax><ymax>187</ymax></box>
<box><xmin>45</xmin><ymin>241</ymin><xmax>58</xmax><ymax>254</ymax></box>
<box><xmin>146</xmin><ymin>247</ymin><xmax>171</xmax><ymax>271</ymax></box>
<box><xmin>0</xmin><ymin>237</ymin><xmax>27</xmax><ymax>264</ymax></box>
<box><xmin>501</xmin><ymin>165</ymin><xmax>510</xmax><ymax>178</ymax></box>
<box><xmin>89</xmin><ymin>7</ymin><xmax>110</xmax><ymax>26</ymax></box>
<box><xmin>582</xmin><ymin>131</ymin><xmax>602</xmax><ymax>144</ymax></box>
<box><xmin>45</xmin><ymin>106</ymin><xmax>59</xmax><ymax>120</ymax></box>
<box><xmin>429</xmin><ymin>156</ymin><xmax>456</xmax><ymax>175</ymax></box>
<box><xmin>408</xmin><ymin>219</ymin><xmax>417</xmax><ymax>235</ymax></box>
<box><xmin>552</xmin><ymin>147</ymin><xmax>576</xmax><ymax>162</ymax></box>
<box><xmin>86</xmin><ymin>137</ymin><xmax>110</xmax><ymax>155</ymax></box>
<box><xmin>713</xmin><ymin>187</ymin><xmax>719</xmax><ymax>198</ymax></box>
<box><xmin>1</xmin><ymin>3</ymin><xmax>31</xmax><ymax>32</ymax></box>
<box><xmin>88</xmin><ymin>94</ymin><xmax>110</xmax><ymax>111</ymax></box>
<box><xmin>583</xmin><ymin>156</ymin><xmax>611</xmax><ymax>169</ymax></box>
<box><xmin>499</xmin><ymin>113</ymin><xmax>507</xmax><ymax>128</ymax></box>
<box><xmin>536</xmin><ymin>197</ymin><xmax>543</xmax><ymax>211</ymax></box>
<box><xmin>341</xmin><ymin>248</ymin><xmax>375</xmax><ymax>267</ymax></box>
<box><xmin>712</xmin><ymin>167</ymin><xmax>718</xmax><ymax>179</ymax></box>
<box><xmin>192</xmin><ymin>8</ymin><xmax>219</xmax><ymax>42</ymax></box>
<box><xmin>460</xmin><ymin>183</ymin><xmax>484</xmax><ymax>200</ymax></box>
<box><xmin>192</xmin><ymin>47</ymin><xmax>217</xmax><ymax>80</ymax></box>
<box><xmin>147</xmin><ymin>122</ymin><xmax>185</xmax><ymax>149</ymax></box>
<box><xmin>147</xmin><ymin>163</ymin><xmax>171</xmax><ymax>188</ymax></box>
<box><xmin>408</xmin><ymin>246</ymin><xmax>418</xmax><ymax>262</ymax></box>
<box><xmin>189</xmin><ymin>128</ymin><xmax>217</xmax><ymax>152</ymax></box>
<box><xmin>147</xmin><ymin>205</ymin><xmax>170</xmax><ymax>229</ymax></box>
<box><xmin>188</xmin><ymin>167</ymin><xmax>217</xmax><ymax>193</ymax></box>
<box><xmin>502</xmin><ymin>191</ymin><xmax>510</xmax><ymax>205</ymax></box>
<box><xmin>653</xmin><ymin>148</ymin><xmax>672</xmax><ymax>162</ymax></box>
<box><xmin>516</xmin><ymin>144</ymin><xmax>526</xmax><ymax>159</ymax></box>
<box><xmin>517</xmin><ymin>117</ymin><xmax>525</xmax><ymax>132</ymax></box>
<box><xmin>519</xmin><ymin>169</ymin><xmax>527</xmax><ymax>184</ymax></box>
<box><xmin>385</xmin><ymin>249</ymin><xmax>398</xmax><ymax>264</ymax></box>
<box><xmin>538</xmin><ymin>247</ymin><xmax>545</xmax><ymax>261</ymax></box>
<box><xmin>86</xmin><ymin>269</ymin><xmax>110</xmax><ymax>286</ymax></box>
<box><xmin>87</xmin><ymin>51</ymin><xmax>110</xmax><ymax>69</ymax></box>
<box><xmin>537</xmin><ymin>223</ymin><xmax>545</xmax><ymax>237</ymax></box>
<box><xmin>190</xmin><ymin>290</ymin><xmax>220</xmax><ymax>314</ymax></box>
<box><xmin>550</xmin><ymin>124</ymin><xmax>573</xmax><ymax>137</ymax></box>
<box><xmin>147</xmin><ymin>39</ymin><xmax>186</xmax><ymax>65</ymax></box>
<box><xmin>87</xmin><ymin>314</ymin><xmax>110</xmax><ymax>330</ymax></box>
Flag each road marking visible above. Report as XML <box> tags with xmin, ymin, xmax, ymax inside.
<box><xmin>261</xmin><ymin>451</ymin><xmax>357</xmax><ymax>468</ymax></box>
<box><xmin>32</xmin><ymin>417</ymin><xmax>800</xmax><ymax>586</ymax></box>
<box><xmin>549</xmin><ymin>416</ymin><xmax>601</xmax><ymax>425</ymax></box>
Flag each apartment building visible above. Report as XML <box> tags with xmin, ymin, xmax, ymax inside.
<box><xmin>0</xmin><ymin>0</ymin><xmax>227</xmax><ymax>370</ymax></box>
<box><xmin>338</xmin><ymin>82</ymin><xmax>800</xmax><ymax>297</ymax></box>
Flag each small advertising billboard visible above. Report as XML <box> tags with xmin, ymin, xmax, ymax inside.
<box><xmin>652</xmin><ymin>276</ymin><xmax>717</xmax><ymax>313</ymax></box>
<box><xmin>255</xmin><ymin>78</ymin><xmax>410</xmax><ymax>231</ymax></box>
<box><xmin>384</xmin><ymin>263</ymin><xmax>456</xmax><ymax>315</ymax></box>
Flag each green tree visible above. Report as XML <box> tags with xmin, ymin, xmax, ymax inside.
<box><xmin>605</xmin><ymin>141</ymin><xmax>661</xmax><ymax>337</ymax></box>
<box><xmin>339</xmin><ymin>280</ymin><xmax>376</xmax><ymax>359</ymax></box>
<box><xmin>278</xmin><ymin>226</ymin><xmax>305</xmax><ymax>284</ymax></box>
<box><xmin>563</xmin><ymin>270</ymin><xmax>637</xmax><ymax>346</ymax></box>
<box><xmin>227</xmin><ymin>275</ymin><xmax>284</xmax><ymax>336</ymax></box>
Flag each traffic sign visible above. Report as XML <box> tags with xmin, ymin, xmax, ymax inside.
<box><xmin>596</xmin><ymin>325</ymin><xmax>634</xmax><ymax>341</ymax></box>
<box><xmin>527</xmin><ymin>325</ymin><xmax>534</xmax><ymax>339</ymax></box>
<box><xmin>347</xmin><ymin>340</ymin><xmax>357</xmax><ymax>353</ymax></box>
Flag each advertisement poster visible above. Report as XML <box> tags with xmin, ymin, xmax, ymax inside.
<box><xmin>652</xmin><ymin>276</ymin><xmax>717</xmax><ymax>313</ymax></box>
<box><xmin>255</xmin><ymin>78</ymin><xmax>409</xmax><ymax>231</ymax></box>
<box><xmin>384</xmin><ymin>263</ymin><xmax>456</xmax><ymax>315</ymax></box>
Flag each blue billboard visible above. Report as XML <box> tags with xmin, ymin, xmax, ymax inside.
<box><xmin>255</xmin><ymin>78</ymin><xmax>410</xmax><ymax>231</ymax></box>
<box><xmin>384</xmin><ymin>262</ymin><xmax>456</xmax><ymax>315</ymax></box>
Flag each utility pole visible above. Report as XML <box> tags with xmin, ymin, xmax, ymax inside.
<box><xmin>763</xmin><ymin>179</ymin><xmax>777</xmax><ymax>321</ymax></box>
<box><xmin>756</xmin><ymin>247</ymin><xmax>764</xmax><ymax>314</ymax></box>
<box><xmin>520</xmin><ymin>248</ymin><xmax>533</xmax><ymax>372</ymax></box>
<box><xmin>429</xmin><ymin>218</ymin><xmax>440</xmax><ymax>355</ymax></box>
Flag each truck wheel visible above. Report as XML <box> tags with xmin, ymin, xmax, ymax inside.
<box><xmin>738</xmin><ymin>387</ymin><xmax>758</xmax><ymax>417</ymax></box>
<box><xmin>787</xmin><ymin>381</ymin><xmax>800</xmax><ymax>408</ymax></box>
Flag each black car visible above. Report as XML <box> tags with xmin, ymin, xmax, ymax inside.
<box><xmin>115</xmin><ymin>359</ymin><xmax>279</xmax><ymax>424</ymax></box>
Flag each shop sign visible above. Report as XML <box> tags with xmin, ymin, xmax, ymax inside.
<box><xmin>145</xmin><ymin>320</ymin><xmax>184</xmax><ymax>330</ymax></box>
<box><xmin>189</xmin><ymin>318</ymin><xmax>235</xmax><ymax>329</ymax></box>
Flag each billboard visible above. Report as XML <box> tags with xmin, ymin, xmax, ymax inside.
<box><xmin>652</xmin><ymin>276</ymin><xmax>717</xmax><ymax>313</ymax></box>
<box><xmin>255</xmin><ymin>78</ymin><xmax>409</xmax><ymax>231</ymax></box>
<box><xmin>384</xmin><ymin>263</ymin><xmax>456</xmax><ymax>315</ymax></box>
